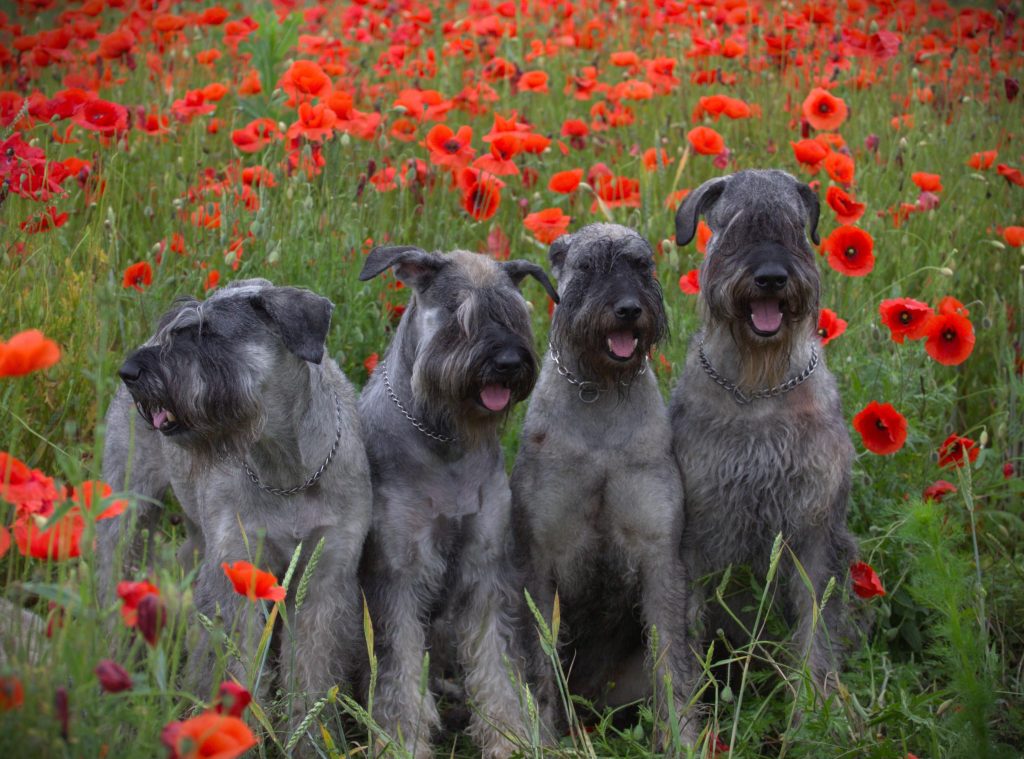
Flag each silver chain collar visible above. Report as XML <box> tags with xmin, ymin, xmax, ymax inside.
<box><xmin>243</xmin><ymin>389</ymin><xmax>344</xmax><ymax>497</ymax></box>
<box><xmin>380</xmin><ymin>359</ymin><xmax>456</xmax><ymax>443</ymax></box>
<box><xmin>697</xmin><ymin>335</ymin><xmax>818</xmax><ymax>405</ymax></box>
<box><xmin>548</xmin><ymin>342</ymin><xmax>649</xmax><ymax>404</ymax></box>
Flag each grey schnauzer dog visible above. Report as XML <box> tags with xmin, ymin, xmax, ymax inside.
<box><xmin>511</xmin><ymin>223</ymin><xmax>695</xmax><ymax>742</ymax></box>
<box><xmin>670</xmin><ymin>169</ymin><xmax>857</xmax><ymax>697</ymax></box>
<box><xmin>97</xmin><ymin>279</ymin><xmax>372</xmax><ymax>726</ymax></box>
<box><xmin>357</xmin><ymin>246</ymin><xmax>558</xmax><ymax>759</ymax></box>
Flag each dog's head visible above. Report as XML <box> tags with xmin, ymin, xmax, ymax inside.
<box><xmin>360</xmin><ymin>246</ymin><xmax>557</xmax><ymax>447</ymax></box>
<box><xmin>117</xmin><ymin>278</ymin><xmax>334</xmax><ymax>459</ymax></box>
<box><xmin>675</xmin><ymin>169</ymin><xmax>821</xmax><ymax>342</ymax></box>
<box><xmin>547</xmin><ymin>223</ymin><xmax>667</xmax><ymax>382</ymax></box>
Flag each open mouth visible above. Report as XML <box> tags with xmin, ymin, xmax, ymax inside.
<box><xmin>606</xmin><ymin>330</ymin><xmax>639</xmax><ymax>361</ymax></box>
<box><xmin>136</xmin><ymin>402</ymin><xmax>183</xmax><ymax>434</ymax></box>
<box><xmin>749</xmin><ymin>298</ymin><xmax>784</xmax><ymax>337</ymax></box>
<box><xmin>478</xmin><ymin>383</ymin><xmax>511</xmax><ymax>412</ymax></box>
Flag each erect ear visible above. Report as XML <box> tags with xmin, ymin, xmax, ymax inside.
<box><xmin>502</xmin><ymin>260</ymin><xmax>560</xmax><ymax>304</ymax></box>
<box><xmin>359</xmin><ymin>245</ymin><xmax>447</xmax><ymax>290</ymax></box>
<box><xmin>547</xmin><ymin>234</ymin><xmax>572</xmax><ymax>280</ymax></box>
<box><xmin>796</xmin><ymin>181</ymin><xmax>821</xmax><ymax>246</ymax></box>
<box><xmin>251</xmin><ymin>287</ymin><xmax>334</xmax><ymax>364</ymax></box>
<box><xmin>675</xmin><ymin>175</ymin><xmax>729</xmax><ymax>246</ymax></box>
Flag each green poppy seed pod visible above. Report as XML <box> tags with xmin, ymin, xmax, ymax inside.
<box><xmin>340</xmin><ymin>132</ymin><xmax>351</xmax><ymax>146</ymax></box>
<box><xmin>249</xmin><ymin>220</ymin><xmax>262</xmax><ymax>237</ymax></box>
<box><xmin>277</xmin><ymin>121</ymin><xmax>287</xmax><ymax>132</ymax></box>
<box><xmin>939</xmin><ymin>267</ymin><xmax>954</xmax><ymax>276</ymax></box>
<box><xmin>660</xmin><ymin>239</ymin><xmax>673</xmax><ymax>257</ymax></box>
<box><xmin>899</xmin><ymin>137</ymin><xmax>908</xmax><ymax>150</ymax></box>
<box><xmin>302</xmin><ymin>195</ymin><xmax>314</xmax><ymax>211</ymax></box>
<box><xmin>869</xmin><ymin>20</ymin><xmax>879</xmax><ymax>34</ymax></box>
<box><xmin>979</xmin><ymin>429</ymin><xmax>989</xmax><ymax>447</ymax></box>
<box><xmin>911</xmin><ymin>67</ymin><xmax>920</xmax><ymax>80</ymax></box>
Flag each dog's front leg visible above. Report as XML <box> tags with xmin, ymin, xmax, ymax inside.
<box><xmin>785</xmin><ymin>524</ymin><xmax>856</xmax><ymax>700</ymax></box>
<box><xmin>369</xmin><ymin>576</ymin><xmax>439</xmax><ymax>759</ymax></box>
<box><xmin>453</xmin><ymin>525</ymin><xmax>527</xmax><ymax>759</ymax></box>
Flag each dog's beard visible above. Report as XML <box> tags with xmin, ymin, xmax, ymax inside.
<box><xmin>701</xmin><ymin>280</ymin><xmax>817</xmax><ymax>391</ymax></box>
<box><xmin>550</xmin><ymin>306</ymin><xmax>666</xmax><ymax>385</ymax></box>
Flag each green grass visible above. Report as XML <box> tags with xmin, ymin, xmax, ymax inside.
<box><xmin>1</xmin><ymin>1</ymin><xmax>1022</xmax><ymax>757</ymax></box>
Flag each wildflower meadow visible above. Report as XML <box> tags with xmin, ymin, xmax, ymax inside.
<box><xmin>0</xmin><ymin>0</ymin><xmax>1022</xmax><ymax>757</ymax></box>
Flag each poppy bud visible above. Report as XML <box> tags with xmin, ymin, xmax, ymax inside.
<box><xmin>55</xmin><ymin>686</ymin><xmax>69</xmax><ymax>741</ymax></box>
<box><xmin>136</xmin><ymin>593</ymin><xmax>166</xmax><ymax>647</ymax></box>
<box><xmin>95</xmin><ymin>660</ymin><xmax>133</xmax><ymax>693</ymax></box>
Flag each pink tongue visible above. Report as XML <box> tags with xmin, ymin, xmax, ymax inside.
<box><xmin>152</xmin><ymin>409</ymin><xmax>169</xmax><ymax>428</ymax></box>
<box><xmin>480</xmin><ymin>384</ymin><xmax>511</xmax><ymax>412</ymax></box>
<box><xmin>607</xmin><ymin>330</ymin><xmax>636</xmax><ymax>358</ymax></box>
<box><xmin>750</xmin><ymin>299</ymin><xmax>783</xmax><ymax>333</ymax></box>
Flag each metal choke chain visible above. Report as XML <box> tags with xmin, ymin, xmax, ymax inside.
<box><xmin>380</xmin><ymin>359</ymin><xmax>455</xmax><ymax>443</ymax></box>
<box><xmin>698</xmin><ymin>335</ymin><xmax>818</xmax><ymax>405</ymax></box>
<box><xmin>243</xmin><ymin>389</ymin><xmax>345</xmax><ymax>496</ymax></box>
<box><xmin>548</xmin><ymin>342</ymin><xmax>648</xmax><ymax>404</ymax></box>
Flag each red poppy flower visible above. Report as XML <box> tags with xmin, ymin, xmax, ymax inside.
<box><xmin>211</xmin><ymin>682</ymin><xmax>252</xmax><ymax>720</ymax></box>
<box><xmin>0</xmin><ymin>452</ymin><xmax>58</xmax><ymax>505</ymax></box>
<box><xmin>72</xmin><ymin>481</ymin><xmax>127</xmax><ymax>520</ymax></box>
<box><xmin>122</xmin><ymin>261</ymin><xmax>153</xmax><ymax>291</ymax></box>
<box><xmin>548</xmin><ymin>168</ymin><xmax>583</xmax><ymax>194</ymax></box>
<box><xmin>0</xmin><ymin>526</ymin><xmax>9</xmax><ymax>559</ymax></box>
<box><xmin>1003</xmin><ymin>226</ymin><xmax>1024</xmax><ymax>247</ymax></box>
<box><xmin>279</xmin><ymin>59</ymin><xmax>332</xmax><ymax>105</ymax></box>
<box><xmin>642</xmin><ymin>148</ymin><xmax>672</xmax><ymax>172</ymax></box>
<box><xmin>424</xmin><ymin>124</ymin><xmax>475</xmax><ymax>171</ymax></box>
<box><xmin>678</xmin><ymin>269</ymin><xmax>700</xmax><ymax>294</ymax></box>
<box><xmin>286</xmin><ymin>102</ymin><xmax>337</xmax><ymax>143</ymax></box>
<box><xmin>517</xmin><ymin>70</ymin><xmax>549</xmax><ymax>93</ymax></box>
<box><xmin>823</xmin><ymin>151</ymin><xmax>855</xmax><ymax>185</ymax></box>
<box><xmin>825</xmin><ymin>186</ymin><xmax>865</xmax><ymax>224</ymax></box>
<box><xmin>0</xmin><ymin>675</ymin><xmax>23</xmax><ymax>711</ymax></box>
<box><xmin>610</xmin><ymin>51</ymin><xmax>640</xmax><ymax>68</ymax></box>
<box><xmin>696</xmin><ymin>221</ymin><xmax>713</xmax><ymax>254</ymax></box>
<box><xmin>878</xmin><ymin>298</ymin><xmax>933</xmax><ymax>343</ymax></box>
<box><xmin>222</xmin><ymin>560</ymin><xmax>286</xmax><ymax>602</ymax></box>
<box><xmin>966</xmin><ymin>150</ymin><xmax>997</xmax><ymax>170</ymax></box>
<box><xmin>823</xmin><ymin>225</ymin><xmax>874</xmax><ymax>276</ymax></box>
<box><xmin>523</xmin><ymin>208</ymin><xmax>571</xmax><ymax>244</ymax></box>
<box><xmin>593</xmin><ymin>175</ymin><xmax>641</xmax><ymax>210</ymax></box>
<box><xmin>687</xmin><ymin>126</ymin><xmax>725</xmax><ymax>156</ymax></box>
<box><xmin>364</xmin><ymin>353</ymin><xmax>379</xmax><ymax>374</ymax></box>
<box><xmin>911</xmin><ymin>172</ymin><xmax>942</xmax><ymax>193</ymax></box>
<box><xmin>996</xmin><ymin>163</ymin><xmax>1024</xmax><ymax>187</ymax></box>
<box><xmin>13</xmin><ymin>510</ymin><xmax>85</xmax><ymax>561</ymax></box>
<box><xmin>117</xmin><ymin>580</ymin><xmax>160</xmax><ymax>627</ymax></box>
<box><xmin>923</xmin><ymin>480</ymin><xmax>957</xmax><ymax>502</ymax></box>
<box><xmin>460</xmin><ymin>169</ymin><xmax>503</xmax><ymax>221</ymax></box>
<box><xmin>923</xmin><ymin>312</ymin><xmax>975</xmax><ymax>366</ymax></box>
<box><xmin>936</xmin><ymin>296</ymin><xmax>968</xmax><ymax>317</ymax></box>
<box><xmin>850</xmin><ymin>561</ymin><xmax>886</xmax><ymax>598</ymax></box>
<box><xmin>170</xmin><ymin>90</ymin><xmax>217</xmax><ymax>122</ymax></box>
<box><xmin>817</xmin><ymin>308</ymin><xmax>847</xmax><ymax>345</ymax></box>
<box><xmin>790</xmin><ymin>139</ymin><xmax>829</xmax><ymax>169</ymax></box>
<box><xmin>162</xmin><ymin>712</ymin><xmax>257</xmax><ymax>759</ymax></box>
<box><xmin>0</xmin><ymin>330</ymin><xmax>61</xmax><ymax>377</ymax></box>
<box><xmin>73</xmin><ymin>99</ymin><xmax>129</xmax><ymax>134</ymax></box>
<box><xmin>937</xmin><ymin>434</ymin><xmax>979</xmax><ymax>468</ymax></box>
<box><xmin>852</xmin><ymin>401</ymin><xmax>908</xmax><ymax>455</ymax></box>
<box><xmin>802</xmin><ymin>87</ymin><xmax>848</xmax><ymax>131</ymax></box>
<box><xmin>95</xmin><ymin>659</ymin><xmax>133</xmax><ymax>693</ymax></box>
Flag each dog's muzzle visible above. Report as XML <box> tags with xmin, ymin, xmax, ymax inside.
<box><xmin>119</xmin><ymin>355</ymin><xmax>184</xmax><ymax>435</ymax></box>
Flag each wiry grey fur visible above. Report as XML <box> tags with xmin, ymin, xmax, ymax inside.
<box><xmin>670</xmin><ymin>170</ymin><xmax>856</xmax><ymax>698</ymax></box>
<box><xmin>511</xmin><ymin>223</ymin><xmax>696</xmax><ymax>743</ymax></box>
<box><xmin>97</xmin><ymin>279</ymin><xmax>372</xmax><ymax>746</ymax></box>
<box><xmin>357</xmin><ymin>247</ymin><xmax>557</xmax><ymax>759</ymax></box>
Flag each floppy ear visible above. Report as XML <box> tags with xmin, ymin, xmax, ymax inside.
<box><xmin>675</xmin><ymin>176</ymin><xmax>729</xmax><ymax>246</ymax></box>
<box><xmin>502</xmin><ymin>260</ymin><xmax>560</xmax><ymax>304</ymax></box>
<box><xmin>547</xmin><ymin>234</ymin><xmax>572</xmax><ymax>280</ymax></box>
<box><xmin>796</xmin><ymin>181</ymin><xmax>821</xmax><ymax>245</ymax></box>
<box><xmin>359</xmin><ymin>245</ymin><xmax>447</xmax><ymax>290</ymax></box>
<box><xmin>252</xmin><ymin>287</ymin><xmax>334</xmax><ymax>364</ymax></box>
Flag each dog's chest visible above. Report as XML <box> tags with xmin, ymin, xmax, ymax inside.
<box><xmin>678</xmin><ymin>405</ymin><xmax>842</xmax><ymax>562</ymax></box>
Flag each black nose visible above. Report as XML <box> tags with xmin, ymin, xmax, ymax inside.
<box><xmin>493</xmin><ymin>348</ymin><xmax>522</xmax><ymax>375</ymax></box>
<box><xmin>753</xmin><ymin>264</ymin><xmax>788</xmax><ymax>292</ymax></box>
<box><xmin>614</xmin><ymin>298</ymin><xmax>642</xmax><ymax>321</ymax></box>
<box><xmin>118</xmin><ymin>357</ymin><xmax>143</xmax><ymax>383</ymax></box>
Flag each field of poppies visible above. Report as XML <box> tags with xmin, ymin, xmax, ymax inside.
<box><xmin>0</xmin><ymin>0</ymin><xmax>1022</xmax><ymax>757</ymax></box>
